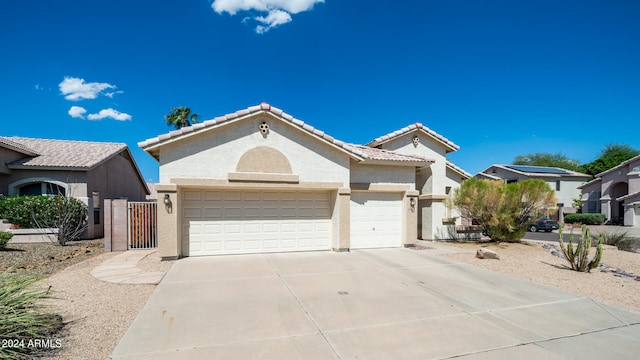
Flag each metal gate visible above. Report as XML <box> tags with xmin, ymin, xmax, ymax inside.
<box><xmin>128</xmin><ymin>201</ymin><xmax>157</xmax><ymax>249</ymax></box>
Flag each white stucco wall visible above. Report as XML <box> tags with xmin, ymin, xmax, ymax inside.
<box><xmin>350</xmin><ymin>163</ymin><xmax>415</xmax><ymax>187</ymax></box>
<box><xmin>376</xmin><ymin>133</ymin><xmax>449</xmax><ymax>196</ymax></box>
<box><xmin>158</xmin><ymin>115</ymin><xmax>350</xmax><ymax>186</ymax></box>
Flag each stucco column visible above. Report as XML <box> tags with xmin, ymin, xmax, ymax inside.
<box><xmin>156</xmin><ymin>184</ymin><xmax>180</xmax><ymax>259</ymax></box>
<box><xmin>404</xmin><ymin>190</ymin><xmax>419</xmax><ymax>247</ymax></box>
<box><xmin>335</xmin><ymin>188</ymin><xmax>351</xmax><ymax>252</ymax></box>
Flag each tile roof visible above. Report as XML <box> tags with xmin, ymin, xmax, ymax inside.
<box><xmin>0</xmin><ymin>136</ymin><xmax>39</xmax><ymax>156</ymax></box>
<box><xmin>482</xmin><ymin>164</ymin><xmax>590</xmax><ymax>178</ymax></box>
<box><xmin>446</xmin><ymin>161</ymin><xmax>472</xmax><ymax>179</ymax></box>
<box><xmin>366</xmin><ymin>123</ymin><xmax>460</xmax><ymax>152</ymax></box>
<box><xmin>346</xmin><ymin>144</ymin><xmax>434</xmax><ymax>164</ymax></box>
<box><xmin>139</xmin><ymin>103</ymin><xmax>433</xmax><ymax>165</ymax></box>
<box><xmin>595</xmin><ymin>154</ymin><xmax>640</xmax><ymax>177</ymax></box>
<box><xmin>6</xmin><ymin>137</ymin><xmax>127</xmax><ymax>169</ymax></box>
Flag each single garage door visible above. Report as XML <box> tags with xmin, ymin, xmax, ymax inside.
<box><xmin>183</xmin><ymin>190</ymin><xmax>331</xmax><ymax>256</ymax></box>
<box><xmin>350</xmin><ymin>192</ymin><xmax>402</xmax><ymax>249</ymax></box>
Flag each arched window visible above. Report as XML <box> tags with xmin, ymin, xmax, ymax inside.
<box><xmin>9</xmin><ymin>178</ymin><xmax>68</xmax><ymax>196</ymax></box>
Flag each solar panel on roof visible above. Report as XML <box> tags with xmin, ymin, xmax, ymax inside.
<box><xmin>505</xmin><ymin>165</ymin><xmax>570</xmax><ymax>175</ymax></box>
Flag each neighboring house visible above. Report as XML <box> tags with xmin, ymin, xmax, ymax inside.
<box><xmin>579</xmin><ymin>155</ymin><xmax>640</xmax><ymax>227</ymax></box>
<box><xmin>139</xmin><ymin>103</ymin><xmax>471</xmax><ymax>259</ymax></box>
<box><xmin>0</xmin><ymin>137</ymin><xmax>150</xmax><ymax>238</ymax></box>
<box><xmin>478</xmin><ymin>165</ymin><xmax>591</xmax><ymax>220</ymax></box>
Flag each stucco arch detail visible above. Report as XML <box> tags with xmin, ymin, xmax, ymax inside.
<box><xmin>8</xmin><ymin>177</ymin><xmax>69</xmax><ymax>196</ymax></box>
<box><xmin>236</xmin><ymin>146</ymin><xmax>293</xmax><ymax>174</ymax></box>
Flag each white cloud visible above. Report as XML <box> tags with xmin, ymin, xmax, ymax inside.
<box><xmin>87</xmin><ymin>108</ymin><xmax>132</xmax><ymax>121</ymax></box>
<box><xmin>104</xmin><ymin>90</ymin><xmax>124</xmax><ymax>98</ymax></box>
<box><xmin>212</xmin><ymin>0</ymin><xmax>323</xmax><ymax>33</ymax></box>
<box><xmin>59</xmin><ymin>76</ymin><xmax>116</xmax><ymax>101</ymax></box>
<box><xmin>68</xmin><ymin>106</ymin><xmax>87</xmax><ymax>119</ymax></box>
<box><xmin>256</xmin><ymin>10</ymin><xmax>292</xmax><ymax>33</ymax></box>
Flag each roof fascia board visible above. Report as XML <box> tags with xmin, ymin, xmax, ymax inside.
<box><xmin>141</xmin><ymin>109</ymin><xmax>366</xmax><ymax>162</ymax></box>
<box><xmin>369</xmin><ymin>127</ymin><xmax>459</xmax><ymax>153</ymax></box>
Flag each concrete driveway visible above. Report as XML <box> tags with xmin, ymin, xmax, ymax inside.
<box><xmin>111</xmin><ymin>247</ymin><xmax>640</xmax><ymax>359</ymax></box>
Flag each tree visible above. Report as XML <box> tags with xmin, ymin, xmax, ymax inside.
<box><xmin>164</xmin><ymin>106</ymin><xmax>200</xmax><ymax>129</ymax></box>
<box><xmin>579</xmin><ymin>143</ymin><xmax>640</xmax><ymax>176</ymax></box>
<box><xmin>451</xmin><ymin>178</ymin><xmax>556</xmax><ymax>242</ymax></box>
<box><xmin>512</xmin><ymin>152</ymin><xmax>581</xmax><ymax>171</ymax></box>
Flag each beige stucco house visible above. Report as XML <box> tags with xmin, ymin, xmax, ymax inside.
<box><xmin>579</xmin><ymin>155</ymin><xmax>640</xmax><ymax>226</ymax></box>
<box><xmin>139</xmin><ymin>103</ymin><xmax>470</xmax><ymax>258</ymax></box>
<box><xmin>477</xmin><ymin>165</ymin><xmax>590</xmax><ymax>221</ymax></box>
<box><xmin>0</xmin><ymin>137</ymin><xmax>150</xmax><ymax>238</ymax></box>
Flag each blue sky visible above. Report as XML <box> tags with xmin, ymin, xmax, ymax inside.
<box><xmin>1</xmin><ymin>0</ymin><xmax>639</xmax><ymax>182</ymax></box>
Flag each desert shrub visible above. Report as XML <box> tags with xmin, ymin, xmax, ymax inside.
<box><xmin>558</xmin><ymin>224</ymin><xmax>603</xmax><ymax>272</ymax></box>
<box><xmin>597</xmin><ymin>229</ymin><xmax>628</xmax><ymax>247</ymax></box>
<box><xmin>595</xmin><ymin>230</ymin><xmax>639</xmax><ymax>252</ymax></box>
<box><xmin>451</xmin><ymin>178</ymin><xmax>556</xmax><ymax>242</ymax></box>
<box><xmin>564</xmin><ymin>213</ymin><xmax>606</xmax><ymax>225</ymax></box>
<box><xmin>0</xmin><ymin>273</ymin><xmax>63</xmax><ymax>359</ymax></box>
<box><xmin>0</xmin><ymin>231</ymin><xmax>13</xmax><ymax>250</ymax></box>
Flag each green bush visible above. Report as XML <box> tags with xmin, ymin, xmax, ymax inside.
<box><xmin>0</xmin><ymin>273</ymin><xmax>63</xmax><ymax>359</ymax></box>
<box><xmin>0</xmin><ymin>195</ymin><xmax>87</xmax><ymax>230</ymax></box>
<box><xmin>564</xmin><ymin>213</ymin><xmax>607</xmax><ymax>225</ymax></box>
<box><xmin>0</xmin><ymin>231</ymin><xmax>13</xmax><ymax>250</ymax></box>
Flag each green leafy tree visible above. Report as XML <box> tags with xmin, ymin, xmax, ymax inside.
<box><xmin>512</xmin><ymin>152</ymin><xmax>581</xmax><ymax>171</ymax></box>
<box><xmin>451</xmin><ymin>178</ymin><xmax>556</xmax><ymax>242</ymax></box>
<box><xmin>579</xmin><ymin>143</ymin><xmax>640</xmax><ymax>176</ymax></box>
<box><xmin>164</xmin><ymin>106</ymin><xmax>200</xmax><ymax>129</ymax></box>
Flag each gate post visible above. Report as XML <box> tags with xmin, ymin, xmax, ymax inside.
<box><xmin>104</xmin><ymin>199</ymin><xmax>128</xmax><ymax>251</ymax></box>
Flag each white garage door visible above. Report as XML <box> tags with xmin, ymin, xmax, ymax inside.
<box><xmin>350</xmin><ymin>192</ymin><xmax>402</xmax><ymax>249</ymax></box>
<box><xmin>183</xmin><ymin>190</ymin><xmax>331</xmax><ymax>256</ymax></box>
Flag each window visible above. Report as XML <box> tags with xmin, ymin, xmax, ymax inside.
<box><xmin>10</xmin><ymin>179</ymin><xmax>69</xmax><ymax>197</ymax></box>
<box><xmin>556</xmin><ymin>181</ymin><xmax>561</xmax><ymax>191</ymax></box>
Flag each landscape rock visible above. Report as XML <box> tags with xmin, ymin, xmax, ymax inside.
<box><xmin>476</xmin><ymin>248</ymin><xmax>500</xmax><ymax>260</ymax></box>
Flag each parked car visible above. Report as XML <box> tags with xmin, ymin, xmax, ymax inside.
<box><xmin>528</xmin><ymin>217</ymin><xmax>559</xmax><ymax>232</ymax></box>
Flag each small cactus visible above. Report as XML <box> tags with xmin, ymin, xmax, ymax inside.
<box><xmin>558</xmin><ymin>224</ymin><xmax>603</xmax><ymax>272</ymax></box>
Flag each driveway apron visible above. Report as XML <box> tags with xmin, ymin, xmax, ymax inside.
<box><xmin>110</xmin><ymin>248</ymin><xmax>640</xmax><ymax>359</ymax></box>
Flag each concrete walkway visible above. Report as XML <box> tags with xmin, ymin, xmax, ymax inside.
<box><xmin>110</xmin><ymin>247</ymin><xmax>640</xmax><ymax>359</ymax></box>
<box><xmin>90</xmin><ymin>249</ymin><xmax>166</xmax><ymax>284</ymax></box>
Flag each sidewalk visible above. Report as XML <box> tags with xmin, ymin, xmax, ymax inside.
<box><xmin>90</xmin><ymin>249</ymin><xmax>166</xmax><ymax>284</ymax></box>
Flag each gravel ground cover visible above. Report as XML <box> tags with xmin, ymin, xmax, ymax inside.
<box><xmin>0</xmin><ymin>239</ymin><xmax>104</xmax><ymax>277</ymax></box>
<box><xmin>433</xmin><ymin>239</ymin><xmax>640</xmax><ymax>312</ymax></box>
<box><xmin>36</xmin><ymin>251</ymin><xmax>173</xmax><ymax>359</ymax></box>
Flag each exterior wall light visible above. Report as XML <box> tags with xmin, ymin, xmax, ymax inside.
<box><xmin>163</xmin><ymin>193</ymin><xmax>173</xmax><ymax>213</ymax></box>
<box><xmin>409</xmin><ymin>197</ymin><xmax>416</xmax><ymax>211</ymax></box>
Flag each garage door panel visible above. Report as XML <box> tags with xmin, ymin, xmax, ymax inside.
<box><xmin>183</xmin><ymin>190</ymin><xmax>202</xmax><ymax>201</ymax></box>
<box><xmin>184</xmin><ymin>190</ymin><xmax>332</xmax><ymax>256</ymax></box>
<box><xmin>204</xmin><ymin>191</ymin><xmax>222</xmax><ymax>201</ymax></box>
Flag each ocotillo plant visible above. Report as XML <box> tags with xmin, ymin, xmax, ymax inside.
<box><xmin>558</xmin><ymin>224</ymin><xmax>603</xmax><ymax>272</ymax></box>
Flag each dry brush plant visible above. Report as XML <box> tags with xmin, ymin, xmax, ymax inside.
<box><xmin>558</xmin><ymin>224</ymin><xmax>603</xmax><ymax>272</ymax></box>
<box><xmin>0</xmin><ymin>273</ymin><xmax>63</xmax><ymax>359</ymax></box>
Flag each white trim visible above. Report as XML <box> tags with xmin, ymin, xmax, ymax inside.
<box><xmin>8</xmin><ymin>177</ymin><xmax>69</xmax><ymax>196</ymax></box>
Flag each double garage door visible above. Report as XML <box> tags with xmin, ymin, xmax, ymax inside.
<box><xmin>183</xmin><ymin>190</ymin><xmax>331</xmax><ymax>256</ymax></box>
